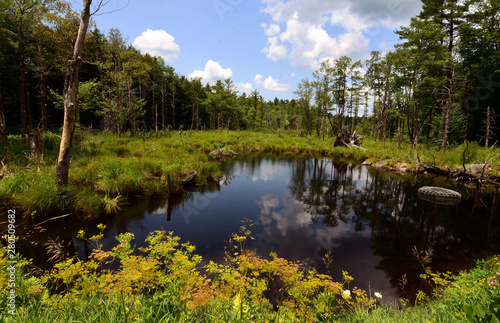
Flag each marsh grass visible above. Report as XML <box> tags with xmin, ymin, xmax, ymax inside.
<box><xmin>1</xmin><ymin>130</ymin><xmax>498</xmax><ymax>218</ymax></box>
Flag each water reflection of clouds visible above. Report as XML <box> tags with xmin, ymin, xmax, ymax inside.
<box><xmin>253</xmin><ymin>190</ymin><xmax>396</xmax><ymax>302</ymax></box>
<box><xmin>256</xmin><ymin>192</ymin><xmax>371</xmax><ymax>250</ymax></box>
<box><xmin>234</xmin><ymin>159</ymin><xmax>289</xmax><ymax>183</ymax></box>
<box><xmin>257</xmin><ymin>194</ymin><xmax>311</xmax><ymax>236</ymax></box>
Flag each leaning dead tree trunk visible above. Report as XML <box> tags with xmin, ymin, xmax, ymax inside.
<box><xmin>55</xmin><ymin>0</ymin><xmax>92</xmax><ymax>186</ymax></box>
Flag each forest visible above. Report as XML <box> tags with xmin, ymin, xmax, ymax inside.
<box><xmin>0</xmin><ymin>0</ymin><xmax>498</xmax><ymax>148</ymax></box>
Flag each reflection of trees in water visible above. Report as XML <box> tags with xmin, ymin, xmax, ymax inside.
<box><xmin>354</xmin><ymin>172</ymin><xmax>498</xmax><ymax>298</ymax></box>
<box><xmin>287</xmin><ymin>158</ymin><xmax>499</xmax><ymax>302</ymax></box>
<box><xmin>289</xmin><ymin>158</ymin><xmax>358</xmax><ymax>228</ymax></box>
<box><xmin>357</xmin><ymin>171</ymin><xmax>499</xmax><ymax>301</ymax></box>
<box><xmin>19</xmin><ymin>182</ymin><xmax>221</xmax><ymax>269</ymax></box>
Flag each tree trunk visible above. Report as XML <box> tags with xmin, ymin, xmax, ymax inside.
<box><xmin>35</xmin><ymin>42</ymin><xmax>48</xmax><ymax>131</ymax></box>
<box><xmin>28</xmin><ymin>128</ymin><xmax>44</xmax><ymax>160</ymax></box>
<box><xmin>371</xmin><ymin>96</ymin><xmax>378</xmax><ymax>140</ymax></box>
<box><xmin>486</xmin><ymin>106</ymin><xmax>491</xmax><ymax>148</ymax></box>
<box><xmin>161</xmin><ymin>87</ymin><xmax>166</xmax><ymax>130</ymax></box>
<box><xmin>39</xmin><ymin>72</ymin><xmax>48</xmax><ymax>130</ymax></box>
<box><xmin>27</xmin><ymin>80</ymin><xmax>33</xmax><ymax>130</ymax></box>
<box><xmin>413</xmin><ymin>101</ymin><xmax>419</xmax><ymax>146</ymax></box>
<box><xmin>441</xmin><ymin>104</ymin><xmax>451</xmax><ymax>150</ymax></box>
<box><xmin>18</xmin><ymin>20</ymin><xmax>27</xmax><ymax>140</ymax></box>
<box><xmin>398</xmin><ymin>117</ymin><xmax>403</xmax><ymax>153</ymax></box>
<box><xmin>171</xmin><ymin>86</ymin><xmax>176</xmax><ymax>129</ymax></box>
<box><xmin>0</xmin><ymin>77</ymin><xmax>6</xmax><ymax>141</ymax></box>
<box><xmin>441</xmin><ymin>68</ymin><xmax>454</xmax><ymax>151</ymax></box>
<box><xmin>153</xmin><ymin>82</ymin><xmax>158</xmax><ymax>132</ymax></box>
<box><xmin>316</xmin><ymin>102</ymin><xmax>321</xmax><ymax>138</ymax></box>
<box><xmin>55</xmin><ymin>0</ymin><xmax>92</xmax><ymax>186</ymax></box>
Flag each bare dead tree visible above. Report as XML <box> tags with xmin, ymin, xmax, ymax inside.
<box><xmin>55</xmin><ymin>0</ymin><xmax>94</xmax><ymax>186</ymax></box>
<box><xmin>483</xmin><ymin>106</ymin><xmax>497</xmax><ymax>148</ymax></box>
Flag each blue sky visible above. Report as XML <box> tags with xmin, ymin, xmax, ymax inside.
<box><xmin>91</xmin><ymin>0</ymin><xmax>423</xmax><ymax>101</ymax></box>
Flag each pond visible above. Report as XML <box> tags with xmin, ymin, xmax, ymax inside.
<box><xmin>11</xmin><ymin>155</ymin><xmax>500</xmax><ymax>304</ymax></box>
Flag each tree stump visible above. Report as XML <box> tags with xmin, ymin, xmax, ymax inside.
<box><xmin>28</xmin><ymin>128</ymin><xmax>44</xmax><ymax>161</ymax></box>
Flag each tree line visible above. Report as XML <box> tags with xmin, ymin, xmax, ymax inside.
<box><xmin>0</xmin><ymin>0</ymin><xmax>302</xmax><ymax>139</ymax></box>
<box><xmin>295</xmin><ymin>0</ymin><xmax>500</xmax><ymax>148</ymax></box>
<box><xmin>0</xmin><ymin>0</ymin><xmax>498</xmax><ymax>148</ymax></box>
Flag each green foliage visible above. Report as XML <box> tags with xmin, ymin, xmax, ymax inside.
<box><xmin>345</xmin><ymin>256</ymin><xmax>500</xmax><ymax>323</ymax></box>
<box><xmin>0</xmin><ymin>223</ymin><xmax>375</xmax><ymax>322</ymax></box>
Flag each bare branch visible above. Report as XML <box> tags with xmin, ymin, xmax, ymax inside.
<box><xmin>91</xmin><ymin>0</ymin><xmax>128</xmax><ymax>16</ymax></box>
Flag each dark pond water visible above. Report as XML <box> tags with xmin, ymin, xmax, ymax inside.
<box><xmin>8</xmin><ymin>155</ymin><xmax>500</xmax><ymax>304</ymax></box>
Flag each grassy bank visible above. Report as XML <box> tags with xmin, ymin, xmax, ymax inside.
<box><xmin>1</xmin><ymin>130</ymin><xmax>499</xmax><ymax>218</ymax></box>
<box><xmin>1</xmin><ymin>224</ymin><xmax>499</xmax><ymax>322</ymax></box>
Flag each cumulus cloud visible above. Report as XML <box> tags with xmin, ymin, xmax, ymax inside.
<box><xmin>259</xmin><ymin>0</ymin><xmax>422</xmax><ymax>69</ymax></box>
<box><xmin>189</xmin><ymin>60</ymin><xmax>233</xmax><ymax>84</ymax></box>
<box><xmin>235</xmin><ymin>82</ymin><xmax>254</xmax><ymax>94</ymax></box>
<box><xmin>254</xmin><ymin>74</ymin><xmax>263</xmax><ymax>85</ymax></box>
<box><xmin>255</xmin><ymin>74</ymin><xmax>290</xmax><ymax>92</ymax></box>
<box><xmin>261</xmin><ymin>23</ymin><xmax>281</xmax><ymax>36</ymax></box>
<box><xmin>132</xmin><ymin>29</ymin><xmax>180</xmax><ymax>61</ymax></box>
<box><xmin>261</xmin><ymin>36</ymin><xmax>288</xmax><ymax>61</ymax></box>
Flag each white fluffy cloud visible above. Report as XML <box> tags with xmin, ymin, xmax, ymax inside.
<box><xmin>189</xmin><ymin>60</ymin><xmax>233</xmax><ymax>84</ymax></box>
<box><xmin>255</xmin><ymin>74</ymin><xmax>290</xmax><ymax>92</ymax></box>
<box><xmin>132</xmin><ymin>29</ymin><xmax>180</xmax><ymax>61</ymax></box>
<box><xmin>260</xmin><ymin>0</ymin><xmax>421</xmax><ymax>69</ymax></box>
<box><xmin>261</xmin><ymin>36</ymin><xmax>288</xmax><ymax>61</ymax></box>
<box><xmin>235</xmin><ymin>82</ymin><xmax>254</xmax><ymax>94</ymax></box>
<box><xmin>261</xmin><ymin>23</ymin><xmax>281</xmax><ymax>36</ymax></box>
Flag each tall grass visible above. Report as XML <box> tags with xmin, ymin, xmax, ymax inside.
<box><xmin>1</xmin><ymin>130</ymin><xmax>498</xmax><ymax>218</ymax></box>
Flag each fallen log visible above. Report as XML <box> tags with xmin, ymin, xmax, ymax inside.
<box><xmin>421</xmin><ymin>163</ymin><xmax>453</xmax><ymax>175</ymax></box>
<box><xmin>421</xmin><ymin>162</ymin><xmax>500</xmax><ymax>187</ymax></box>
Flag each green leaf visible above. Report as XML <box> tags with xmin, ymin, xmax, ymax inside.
<box><xmin>475</xmin><ymin>303</ymin><xmax>488</xmax><ymax>318</ymax></box>
<box><xmin>464</xmin><ymin>304</ymin><xmax>474</xmax><ymax>319</ymax></box>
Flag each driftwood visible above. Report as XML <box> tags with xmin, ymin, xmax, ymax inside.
<box><xmin>421</xmin><ymin>162</ymin><xmax>500</xmax><ymax>187</ymax></box>
<box><xmin>334</xmin><ymin>129</ymin><xmax>367</xmax><ymax>151</ymax></box>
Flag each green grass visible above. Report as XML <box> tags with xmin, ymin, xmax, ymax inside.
<box><xmin>1</xmin><ymin>227</ymin><xmax>499</xmax><ymax>322</ymax></box>
<box><xmin>1</xmin><ymin>130</ymin><xmax>498</xmax><ymax>218</ymax></box>
<box><xmin>345</xmin><ymin>256</ymin><xmax>500</xmax><ymax>322</ymax></box>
